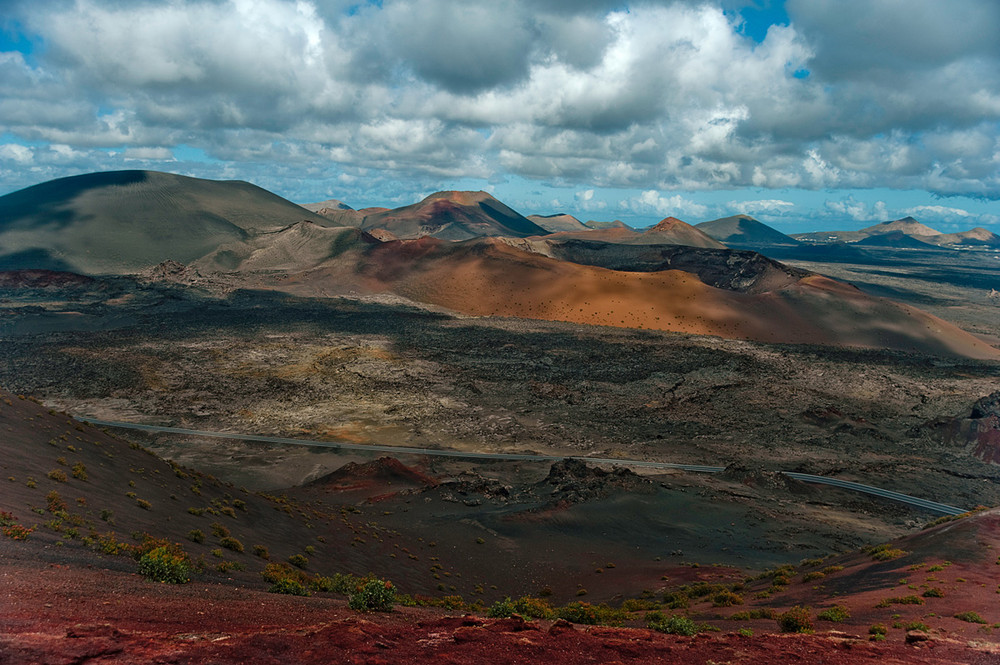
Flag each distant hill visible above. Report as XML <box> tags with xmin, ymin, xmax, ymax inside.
<box><xmin>527</xmin><ymin>213</ymin><xmax>589</xmax><ymax>233</ymax></box>
<box><xmin>0</xmin><ymin>170</ymin><xmax>332</xmax><ymax>273</ymax></box>
<box><xmin>928</xmin><ymin>228</ymin><xmax>1000</xmax><ymax>248</ymax></box>
<box><xmin>585</xmin><ymin>220</ymin><xmax>631</xmax><ymax>230</ymax></box>
<box><xmin>300</xmin><ymin>198</ymin><xmax>354</xmax><ymax>213</ymax></box>
<box><xmin>854</xmin><ymin>230</ymin><xmax>944</xmax><ymax>250</ymax></box>
<box><xmin>859</xmin><ymin>216</ymin><xmax>941</xmax><ymax>237</ymax></box>
<box><xmin>696</xmin><ymin>215</ymin><xmax>799</xmax><ymax>246</ymax></box>
<box><xmin>638</xmin><ymin>217</ymin><xmax>725</xmax><ymax>249</ymax></box>
<box><xmin>361</xmin><ymin>191</ymin><xmax>548</xmax><ymax>241</ymax></box>
<box><xmin>789</xmin><ymin>216</ymin><xmax>1000</xmax><ymax>250</ymax></box>
<box><xmin>539</xmin><ymin>217</ymin><xmax>724</xmax><ymax>249</ymax></box>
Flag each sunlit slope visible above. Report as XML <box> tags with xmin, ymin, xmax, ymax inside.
<box><xmin>290</xmin><ymin>237</ymin><xmax>999</xmax><ymax>359</ymax></box>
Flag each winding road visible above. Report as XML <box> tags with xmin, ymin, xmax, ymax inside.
<box><xmin>86</xmin><ymin>419</ymin><xmax>968</xmax><ymax>516</ymax></box>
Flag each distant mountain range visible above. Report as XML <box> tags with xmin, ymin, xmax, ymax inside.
<box><xmin>792</xmin><ymin>216</ymin><xmax>1000</xmax><ymax>248</ymax></box>
<box><xmin>1</xmin><ymin>169</ymin><xmax>996</xmax><ymax>359</ymax></box>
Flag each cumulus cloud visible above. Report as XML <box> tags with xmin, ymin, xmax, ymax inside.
<box><xmin>628</xmin><ymin>190</ymin><xmax>709</xmax><ymax>219</ymax></box>
<box><xmin>0</xmin><ymin>0</ymin><xmax>997</xmax><ymax>204</ymax></box>
<box><xmin>733</xmin><ymin>199</ymin><xmax>795</xmax><ymax>215</ymax></box>
<box><xmin>904</xmin><ymin>205</ymin><xmax>972</xmax><ymax>223</ymax></box>
<box><xmin>824</xmin><ymin>196</ymin><xmax>889</xmax><ymax>222</ymax></box>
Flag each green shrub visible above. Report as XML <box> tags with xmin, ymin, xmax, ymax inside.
<box><xmin>348</xmin><ymin>578</ymin><xmax>396</xmax><ymax>612</ymax></box>
<box><xmin>210</xmin><ymin>522</ymin><xmax>229</xmax><ymax>538</ymax></box>
<box><xmin>922</xmin><ymin>587</ymin><xmax>945</xmax><ymax>598</ymax></box>
<box><xmin>288</xmin><ymin>554</ymin><xmax>308</xmax><ymax>569</ymax></box>
<box><xmin>270</xmin><ymin>577</ymin><xmax>311</xmax><ymax>596</ymax></box>
<box><xmin>487</xmin><ymin>597</ymin><xmax>515</xmax><ymax>618</ymax></box>
<box><xmin>253</xmin><ymin>544</ymin><xmax>270</xmax><ymax>559</ymax></box>
<box><xmin>817</xmin><ymin>605</ymin><xmax>850</xmax><ymax>622</ymax></box>
<box><xmin>777</xmin><ymin>606</ymin><xmax>813</xmax><ymax>634</ymax></box>
<box><xmin>712</xmin><ymin>591</ymin><xmax>744</xmax><ymax>607</ymax></box>
<box><xmin>187</xmin><ymin>529</ymin><xmax>205</xmax><ymax>544</ymax></box>
<box><xmin>0</xmin><ymin>513</ymin><xmax>33</xmax><ymax>541</ymax></box>
<box><xmin>905</xmin><ymin>621</ymin><xmax>930</xmax><ymax>632</ymax></box>
<box><xmin>955</xmin><ymin>611</ymin><xmax>987</xmax><ymax>624</ymax></box>
<box><xmin>646</xmin><ymin>611</ymin><xmax>698</xmax><ymax>636</ymax></box>
<box><xmin>556</xmin><ymin>602</ymin><xmax>626</xmax><ymax>626</ymax></box>
<box><xmin>869</xmin><ymin>624</ymin><xmax>888</xmax><ymax>637</ymax></box>
<box><xmin>802</xmin><ymin>571</ymin><xmax>825</xmax><ymax>582</ymax></box>
<box><xmin>876</xmin><ymin>595</ymin><xmax>923</xmax><ymax>608</ymax></box>
<box><xmin>621</xmin><ymin>598</ymin><xmax>659</xmax><ymax>612</ymax></box>
<box><xmin>71</xmin><ymin>462</ymin><xmax>88</xmax><ymax>481</ymax></box>
<box><xmin>46</xmin><ymin>491</ymin><xmax>66</xmax><ymax>513</ymax></box>
<box><xmin>220</xmin><ymin>536</ymin><xmax>244</xmax><ymax>553</ymax></box>
<box><xmin>138</xmin><ymin>546</ymin><xmax>190</xmax><ymax>584</ymax></box>
<box><xmin>136</xmin><ymin>498</ymin><xmax>151</xmax><ymax>510</ymax></box>
<box><xmin>511</xmin><ymin>596</ymin><xmax>554</xmax><ymax>619</ymax></box>
<box><xmin>865</xmin><ymin>544</ymin><xmax>908</xmax><ymax>561</ymax></box>
<box><xmin>729</xmin><ymin>609</ymin><xmax>776</xmax><ymax>620</ymax></box>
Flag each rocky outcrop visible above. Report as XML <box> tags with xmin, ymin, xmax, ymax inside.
<box><xmin>944</xmin><ymin>392</ymin><xmax>1000</xmax><ymax>465</ymax></box>
<box><xmin>720</xmin><ymin>463</ymin><xmax>815</xmax><ymax>495</ymax></box>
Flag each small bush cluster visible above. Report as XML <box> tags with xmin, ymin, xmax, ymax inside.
<box><xmin>777</xmin><ymin>606</ymin><xmax>813</xmax><ymax>634</ymax></box>
<box><xmin>865</xmin><ymin>544</ymin><xmax>908</xmax><ymax>562</ymax></box>
<box><xmin>0</xmin><ymin>511</ymin><xmax>33</xmax><ymax>541</ymax></box>
<box><xmin>220</xmin><ymin>536</ymin><xmax>244</xmax><ymax>553</ymax></box>
<box><xmin>187</xmin><ymin>529</ymin><xmax>205</xmax><ymax>544</ymax></box>
<box><xmin>869</xmin><ymin>624</ymin><xmax>888</xmax><ymax>640</ymax></box>
<box><xmin>138</xmin><ymin>546</ymin><xmax>191</xmax><ymax>584</ymax></box>
<box><xmin>954</xmin><ymin>611</ymin><xmax>987</xmax><ymax>624</ymax></box>
<box><xmin>711</xmin><ymin>591</ymin><xmax>744</xmax><ymax>607</ymax></box>
<box><xmin>262</xmin><ymin>563</ymin><xmax>312</xmax><ymax>596</ymax></box>
<box><xmin>556</xmin><ymin>602</ymin><xmax>626</xmax><ymax>626</ymax></box>
<box><xmin>875</xmin><ymin>595</ymin><xmax>924</xmax><ymax>608</ymax></box>
<box><xmin>922</xmin><ymin>587</ymin><xmax>945</xmax><ymax>598</ymax></box>
<box><xmin>510</xmin><ymin>596</ymin><xmax>554</xmax><ymax>619</ymax></box>
<box><xmin>46</xmin><ymin>491</ymin><xmax>66</xmax><ymax>513</ymax></box>
<box><xmin>646</xmin><ymin>611</ymin><xmax>698</xmax><ymax>636</ymax></box>
<box><xmin>621</xmin><ymin>598</ymin><xmax>659</xmax><ymax>613</ymax></box>
<box><xmin>348</xmin><ymin>578</ymin><xmax>396</xmax><ymax>612</ymax></box>
<box><xmin>817</xmin><ymin>605</ymin><xmax>850</xmax><ymax>622</ymax></box>
<box><xmin>487</xmin><ymin>597</ymin><xmax>516</xmax><ymax>618</ymax></box>
<box><xmin>729</xmin><ymin>608</ymin><xmax>776</xmax><ymax>620</ymax></box>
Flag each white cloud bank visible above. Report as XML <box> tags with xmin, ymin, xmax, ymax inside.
<box><xmin>0</xmin><ymin>0</ymin><xmax>997</xmax><ymax>208</ymax></box>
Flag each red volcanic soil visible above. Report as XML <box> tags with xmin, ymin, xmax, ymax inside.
<box><xmin>319</xmin><ymin>237</ymin><xmax>999</xmax><ymax>359</ymax></box>
<box><xmin>1</xmin><ymin>545</ymin><xmax>993</xmax><ymax>665</ymax></box>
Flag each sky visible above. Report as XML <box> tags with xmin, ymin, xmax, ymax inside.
<box><xmin>0</xmin><ymin>0</ymin><xmax>998</xmax><ymax>232</ymax></box>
